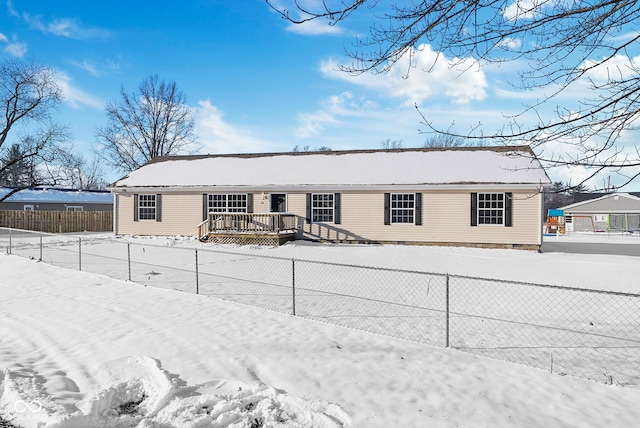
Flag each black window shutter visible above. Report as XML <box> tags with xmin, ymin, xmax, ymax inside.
<box><xmin>505</xmin><ymin>192</ymin><xmax>513</xmax><ymax>227</ymax></box>
<box><xmin>334</xmin><ymin>193</ymin><xmax>341</xmax><ymax>224</ymax></box>
<box><xmin>133</xmin><ymin>194</ymin><xmax>139</xmax><ymax>222</ymax></box>
<box><xmin>415</xmin><ymin>193</ymin><xmax>422</xmax><ymax>226</ymax></box>
<box><xmin>384</xmin><ymin>193</ymin><xmax>391</xmax><ymax>225</ymax></box>
<box><xmin>470</xmin><ymin>193</ymin><xmax>478</xmax><ymax>226</ymax></box>
<box><xmin>202</xmin><ymin>194</ymin><xmax>208</xmax><ymax>221</ymax></box>
<box><xmin>305</xmin><ymin>193</ymin><xmax>312</xmax><ymax>224</ymax></box>
<box><xmin>155</xmin><ymin>194</ymin><xmax>162</xmax><ymax>222</ymax></box>
<box><xmin>247</xmin><ymin>193</ymin><xmax>254</xmax><ymax>213</ymax></box>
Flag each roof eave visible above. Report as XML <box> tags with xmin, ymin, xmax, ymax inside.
<box><xmin>108</xmin><ymin>182</ymin><xmax>548</xmax><ymax>193</ymax></box>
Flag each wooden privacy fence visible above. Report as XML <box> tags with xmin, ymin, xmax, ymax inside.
<box><xmin>0</xmin><ymin>210</ymin><xmax>113</xmax><ymax>233</ymax></box>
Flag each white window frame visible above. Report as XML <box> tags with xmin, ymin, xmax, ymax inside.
<box><xmin>390</xmin><ymin>193</ymin><xmax>415</xmax><ymax>224</ymax></box>
<box><xmin>138</xmin><ymin>194</ymin><xmax>157</xmax><ymax>220</ymax></box>
<box><xmin>208</xmin><ymin>194</ymin><xmax>248</xmax><ymax>213</ymax></box>
<box><xmin>477</xmin><ymin>192</ymin><xmax>505</xmax><ymax>225</ymax></box>
<box><xmin>66</xmin><ymin>206</ymin><xmax>83</xmax><ymax>212</ymax></box>
<box><xmin>312</xmin><ymin>193</ymin><xmax>334</xmax><ymax>223</ymax></box>
<box><xmin>23</xmin><ymin>205</ymin><xmax>34</xmax><ymax>212</ymax></box>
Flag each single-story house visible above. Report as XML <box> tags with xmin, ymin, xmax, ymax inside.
<box><xmin>0</xmin><ymin>187</ymin><xmax>113</xmax><ymax>212</ymax></box>
<box><xmin>107</xmin><ymin>146</ymin><xmax>551</xmax><ymax>249</ymax></box>
<box><xmin>559</xmin><ymin>193</ymin><xmax>640</xmax><ymax>232</ymax></box>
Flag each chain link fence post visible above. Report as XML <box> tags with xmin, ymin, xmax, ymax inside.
<box><xmin>39</xmin><ymin>233</ymin><xmax>43</xmax><ymax>261</ymax></box>
<box><xmin>78</xmin><ymin>238</ymin><xmax>82</xmax><ymax>271</ymax></box>
<box><xmin>292</xmin><ymin>259</ymin><xmax>296</xmax><ymax>316</ymax></box>
<box><xmin>445</xmin><ymin>273</ymin><xmax>450</xmax><ymax>348</ymax></box>
<box><xmin>195</xmin><ymin>249</ymin><xmax>199</xmax><ymax>295</ymax></box>
<box><xmin>127</xmin><ymin>242</ymin><xmax>132</xmax><ymax>281</ymax></box>
<box><xmin>8</xmin><ymin>227</ymin><xmax>12</xmax><ymax>255</ymax></box>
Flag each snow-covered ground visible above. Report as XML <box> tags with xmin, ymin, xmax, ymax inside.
<box><xmin>1</xmin><ymin>231</ymin><xmax>640</xmax><ymax>427</ymax></box>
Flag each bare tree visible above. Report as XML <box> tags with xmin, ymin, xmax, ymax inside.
<box><xmin>544</xmin><ymin>181</ymin><xmax>591</xmax><ymax>214</ymax></box>
<box><xmin>57</xmin><ymin>149</ymin><xmax>108</xmax><ymax>189</ymax></box>
<box><xmin>292</xmin><ymin>145</ymin><xmax>332</xmax><ymax>152</ymax></box>
<box><xmin>423</xmin><ymin>134</ymin><xmax>468</xmax><ymax>148</ymax></box>
<box><xmin>268</xmin><ymin>0</ymin><xmax>640</xmax><ymax>189</ymax></box>
<box><xmin>380</xmin><ymin>138</ymin><xmax>403</xmax><ymax>149</ymax></box>
<box><xmin>96</xmin><ymin>75</ymin><xmax>197</xmax><ymax>173</ymax></box>
<box><xmin>0</xmin><ymin>58</ymin><xmax>69</xmax><ymax>202</ymax></box>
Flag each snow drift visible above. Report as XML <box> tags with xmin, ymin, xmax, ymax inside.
<box><xmin>0</xmin><ymin>356</ymin><xmax>350</xmax><ymax>428</ymax></box>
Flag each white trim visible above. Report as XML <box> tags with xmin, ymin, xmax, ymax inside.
<box><xmin>390</xmin><ymin>193</ymin><xmax>416</xmax><ymax>224</ymax></box>
<box><xmin>476</xmin><ymin>192</ymin><xmax>506</xmax><ymax>225</ymax></box>
<box><xmin>206</xmin><ymin>193</ymin><xmax>249</xmax><ymax>213</ymax></box>
<box><xmin>270</xmin><ymin>193</ymin><xmax>287</xmax><ymax>213</ymax></box>
<box><xmin>311</xmin><ymin>193</ymin><xmax>335</xmax><ymax>223</ymax></box>
<box><xmin>138</xmin><ymin>194</ymin><xmax>157</xmax><ymax>221</ymax></box>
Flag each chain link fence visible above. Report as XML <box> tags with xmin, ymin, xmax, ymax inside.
<box><xmin>2</xmin><ymin>228</ymin><xmax>639</xmax><ymax>387</ymax></box>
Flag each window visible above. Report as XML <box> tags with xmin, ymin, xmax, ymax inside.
<box><xmin>391</xmin><ymin>194</ymin><xmax>415</xmax><ymax>223</ymax></box>
<box><xmin>471</xmin><ymin>192</ymin><xmax>512</xmax><ymax>227</ymax></box>
<box><xmin>384</xmin><ymin>193</ymin><xmax>422</xmax><ymax>225</ymax></box>
<box><xmin>305</xmin><ymin>193</ymin><xmax>341</xmax><ymax>224</ymax></box>
<box><xmin>23</xmin><ymin>205</ymin><xmax>34</xmax><ymax>212</ymax></box>
<box><xmin>208</xmin><ymin>194</ymin><xmax>248</xmax><ymax>213</ymax></box>
<box><xmin>138</xmin><ymin>194</ymin><xmax>157</xmax><ymax>220</ymax></box>
<box><xmin>66</xmin><ymin>206</ymin><xmax>83</xmax><ymax>212</ymax></box>
<box><xmin>312</xmin><ymin>193</ymin><xmax>334</xmax><ymax>222</ymax></box>
<box><xmin>478</xmin><ymin>193</ymin><xmax>504</xmax><ymax>224</ymax></box>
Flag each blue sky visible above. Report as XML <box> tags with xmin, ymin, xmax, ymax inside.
<box><xmin>2</xmin><ymin>0</ymin><xmax>639</xmax><ymax>189</ymax></box>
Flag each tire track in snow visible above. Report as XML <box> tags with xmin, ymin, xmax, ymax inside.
<box><xmin>0</xmin><ymin>313</ymin><xmax>90</xmax><ymax>406</ymax></box>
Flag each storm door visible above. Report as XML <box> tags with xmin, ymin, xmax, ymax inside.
<box><xmin>270</xmin><ymin>194</ymin><xmax>287</xmax><ymax>213</ymax></box>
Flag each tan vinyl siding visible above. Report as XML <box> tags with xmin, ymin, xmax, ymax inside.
<box><xmin>116</xmin><ymin>192</ymin><xmax>204</xmax><ymax>236</ymax></box>
<box><xmin>252</xmin><ymin>192</ymin><xmax>271</xmax><ymax>214</ymax></box>
<box><xmin>114</xmin><ymin>189</ymin><xmax>543</xmax><ymax>247</ymax></box>
<box><xmin>291</xmin><ymin>190</ymin><xmax>542</xmax><ymax>246</ymax></box>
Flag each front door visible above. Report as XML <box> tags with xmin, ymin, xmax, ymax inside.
<box><xmin>270</xmin><ymin>194</ymin><xmax>287</xmax><ymax>213</ymax></box>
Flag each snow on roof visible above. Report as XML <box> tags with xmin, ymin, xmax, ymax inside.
<box><xmin>0</xmin><ymin>188</ymin><xmax>114</xmax><ymax>204</ymax></box>
<box><xmin>111</xmin><ymin>146</ymin><xmax>550</xmax><ymax>189</ymax></box>
<box><xmin>559</xmin><ymin>192</ymin><xmax>640</xmax><ymax>212</ymax></box>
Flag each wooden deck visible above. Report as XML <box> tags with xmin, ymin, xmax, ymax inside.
<box><xmin>197</xmin><ymin>213</ymin><xmax>298</xmax><ymax>245</ymax></box>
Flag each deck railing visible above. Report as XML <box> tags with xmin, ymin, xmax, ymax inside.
<box><xmin>198</xmin><ymin>212</ymin><xmax>298</xmax><ymax>239</ymax></box>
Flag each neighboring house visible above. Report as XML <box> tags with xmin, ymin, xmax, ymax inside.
<box><xmin>107</xmin><ymin>146</ymin><xmax>551</xmax><ymax>249</ymax></box>
<box><xmin>572</xmin><ymin>192</ymin><xmax>640</xmax><ymax>203</ymax></box>
<box><xmin>559</xmin><ymin>193</ymin><xmax>640</xmax><ymax>232</ymax></box>
<box><xmin>0</xmin><ymin>188</ymin><xmax>113</xmax><ymax>212</ymax></box>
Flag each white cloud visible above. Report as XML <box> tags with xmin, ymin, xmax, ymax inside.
<box><xmin>23</xmin><ymin>13</ymin><xmax>110</xmax><ymax>39</ymax></box>
<box><xmin>496</xmin><ymin>37</ymin><xmax>522</xmax><ymax>50</ymax></box>
<box><xmin>269</xmin><ymin>0</ymin><xmax>343</xmax><ymax>35</ymax></box>
<box><xmin>321</xmin><ymin>44</ymin><xmax>487</xmax><ymax>105</ymax></box>
<box><xmin>194</xmin><ymin>100</ymin><xmax>279</xmax><ymax>154</ymax></box>
<box><xmin>503</xmin><ymin>0</ymin><xmax>553</xmax><ymax>21</ymax></box>
<box><xmin>293</xmin><ymin>92</ymin><xmax>385</xmax><ymax>139</ymax></box>
<box><xmin>285</xmin><ymin>20</ymin><xmax>343</xmax><ymax>36</ymax></box>
<box><xmin>55</xmin><ymin>72</ymin><xmax>104</xmax><ymax>109</ymax></box>
<box><xmin>294</xmin><ymin>109</ymin><xmax>339</xmax><ymax>138</ymax></box>
<box><xmin>71</xmin><ymin>59</ymin><xmax>99</xmax><ymax>76</ymax></box>
<box><xmin>4</xmin><ymin>41</ymin><xmax>26</xmax><ymax>57</ymax></box>
<box><xmin>6</xmin><ymin>0</ymin><xmax>18</xmax><ymax>17</ymax></box>
<box><xmin>580</xmin><ymin>54</ymin><xmax>640</xmax><ymax>83</ymax></box>
<box><xmin>0</xmin><ymin>32</ymin><xmax>27</xmax><ymax>57</ymax></box>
